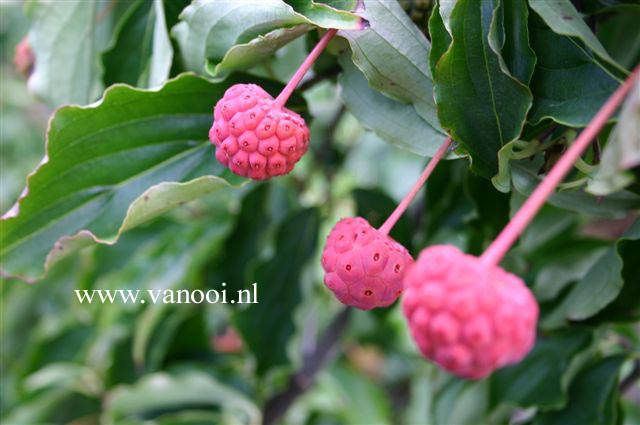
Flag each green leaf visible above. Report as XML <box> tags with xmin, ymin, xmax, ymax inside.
<box><xmin>527</xmin><ymin>0</ymin><xmax>626</xmax><ymax>75</ymax></box>
<box><xmin>527</xmin><ymin>14</ymin><xmax>620</xmax><ymax>127</ymax></box>
<box><xmin>172</xmin><ymin>0</ymin><xmax>362</xmax><ymax>75</ymax></box>
<box><xmin>432</xmin><ymin>378</ymin><xmax>488</xmax><ymax>425</ymax></box>
<box><xmin>341</xmin><ymin>0</ymin><xmax>440</xmax><ymax>129</ymax></box>
<box><xmin>490</xmin><ymin>330</ymin><xmax>592</xmax><ymax>409</ymax></box>
<box><xmin>500</xmin><ymin>0</ymin><xmax>536</xmax><ymax>85</ymax></box>
<box><xmin>533</xmin><ymin>242</ymin><xmax>608</xmax><ymax>302</ymax></box>
<box><xmin>211</xmin><ymin>25</ymin><xmax>313</xmax><ymax>78</ymax></box>
<box><xmin>595</xmin><ymin>4</ymin><xmax>640</xmax><ymax>71</ymax></box>
<box><xmin>0</xmin><ymin>74</ymin><xmax>296</xmax><ymax>281</ymax></box>
<box><xmin>25</xmin><ymin>0</ymin><xmax>112</xmax><ymax>106</ymax></box>
<box><xmin>511</xmin><ymin>161</ymin><xmax>640</xmax><ymax>218</ymax></box>
<box><xmin>102</xmin><ymin>0</ymin><xmax>173</xmax><ymax>88</ymax></box>
<box><xmin>542</xmin><ymin>221</ymin><xmax>640</xmax><ymax>329</ymax></box>
<box><xmin>285</xmin><ymin>0</ymin><xmax>365</xmax><ymax>28</ymax></box>
<box><xmin>535</xmin><ymin>355</ymin><xmax>626</xmax><ymax>425</ymax></box>
<box><xmin>338</xmin><ymin>56</ymin><xmax>447</xmax><ymax>157</ymax></box>
<box><xmin>235</xmin><ymin>208</ymin><xmax>320</xmax><ymax>374</ymax></box>
<box><xmin>588</xmin><ymin>79</ymin><xmax>640</xmax><ymax>195</ymax></box>
<box><xmin>433</xmin><ymin>0</ymin><xmax>533</xmax><ymax>178</ymax></box>
<box><xmin>103</xmin><ymin>372</ymin><xmax>261</xmax><ymax>425</ymax></box>
<box><xmin>428</xmin><ymin>1</ymin><xmax>451</xmax><ymax>78</ymax></box>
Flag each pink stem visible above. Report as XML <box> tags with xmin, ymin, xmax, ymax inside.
<box><xmin>274</xmin><ymin>29</ymin><xmax>338</xmax><ymax>107</ymax></box>
<box><xmin>481</xmin><ymin>65</ymin><xmax>640</xmax><ymax>267</ymax></box>
<box><xmin>379</xmin><ymin>137</ymin><xmax>453</xmax><ymax>236</ymax></box>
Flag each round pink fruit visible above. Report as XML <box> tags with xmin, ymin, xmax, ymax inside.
<box><xmin>321</xmin><ymin>217</ymin><xmax>414</xmax><ymax>310</ymax></box>
<box><xmin>209</xmin><ymin>84</ymin><xmax>310</xmax><ymax>180</ymax></box>
<box><xmin>402</xmin><ymin>245</ymin><xmax>538</xmax><ymax>379</ymax></box>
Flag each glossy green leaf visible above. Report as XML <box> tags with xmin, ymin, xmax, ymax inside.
<box><xmin>235</xmin><ymin>208</ymin><xmax>319</xmax><ymax>374</ymax></box>
<box><xmin>341</xmin><ymin>0</ymin><xmax>440</xmax><ymax>129</ymax></box>
<box><xmin>102</xmin><ymin>0</ymin><xmax>173</xmax><ymax>88</ymax></box>
<box><xmin>25</xmin><ymin>0</ymin><xmax>112</xmax><ymax>106</ymax></box>
<box><xmin>433</xmin><ymin>0</ymin><xmax>532</xmax><ymax>178</ymax></box>
<box><xmin>535</xmin><ymin>355</ymin><xmax>626</xmax><ymax>425</ymax></box>
<box><xmin>0</xmin><ymin>74</ymin><xmax>296</xmax><ymax>281</ymax></box>
<box><xmin>527</xmin><ymin>14</ymin><xmax>620</xmax><ymax>127</ymax></box>
<box><xmin>588</xmin><ymin>79</ymin><xmax>640</xmax><ymax>195</ymax></box>
<box><xmin>103</xmin><ymin>372</ymin><xmax>261</xmax><ymax>425</ymax></box>
<box><xmin>543</xmin><ymin>221</ymin><xmax>640</xmax><ymax>329</ymax></box>
<box><xmin>338</xmin><ymin>56</ymin><xmax>447</xmax><ymax>157</ymax></box>
<box><xmin>528</xmin><ymin>0</ymin><xmax>625</xmax><ymax>75</ymax></box>
<box><xmin>490</xmin><ymin>330</ymin><xmax>592</xmax><ymax>408</ymax></box>
<box><xmin>173</xmin><ymin>0</ymin><xmax>362</xmax><ymax>75</ymax></box>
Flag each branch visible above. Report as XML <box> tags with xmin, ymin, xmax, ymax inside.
<box><xmin>262</xmin><ymin>307</ymin><xmax>352</xmax><ymax>425</ymax></box>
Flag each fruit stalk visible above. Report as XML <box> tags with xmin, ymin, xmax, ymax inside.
<box><xmin>378</xmin><ymin>137</ymin><xmax>453</xmax><ymax>236</ymax></box>
<box><xmin>481</xmin><ymin>65</ymin><xmax>640</xmax><ymax>267</ymax></box>
<box><xmin>274</xmin><ymin>29</ymin><xmax>338</xmax><ymax>107</ymax></box>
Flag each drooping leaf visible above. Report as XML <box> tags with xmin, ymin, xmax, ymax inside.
<box><xmin>211</xmin><ymin>25</ymin><xmax>313</xmax><ymax>78</ymax></box>
<box><xmin>0</xmin><ymin>74</ymin><xmax>298</xmax><ymax>281</ymax></box>
<box><xmin>102</xmin><ymin>0</ymin><xmax>174</xmax><ymax>88</ymax></box>
<box><xmin>490</xmin><ymin>330</ymin><xmax>592</xmax><ymax>409</ymax></box>
<box><xmin>172</xmin><ymin>0</ymin><xmax>362</xmax><ymax>75</ymax></box>
<box><xmin>588</xmin><ymin>79</ymin><xmax>640</xmax><ymax>195</ymax></box>
<box><xmin>433</xmin><ymin>0</ymin><xmax>532</xmax><ymax>178</ymax></box>
<box><xmin>338</xmin><ymin>56</ymin><xmax>447</xmax><ymax>157</ymax></box>
<box><xmin>103</xmin><ymin>372</ymin><xmax>261</xmax><ymax>425</ymax></box>
<box><xmin>527</xmin><ymin>0</ymin><xmax>626</xmax><ymax>76</ymax></box>
<box><xmin>234</xmin><ymin>208</ymin><xmax>320</xmax><ymax>374</ymax></box>
<box><xmin>527</xmin><ymin>14</ymin><xmax>620</xmax><ymax>127</ymax></box>
<box><xmin>341</xmin><ymin>0</ymin><xmax>440</xmax><ymax>129</ymax></box>
<box><xmin>25</xmin><ymin>0</ymin><xmax>112</xmax><ymax>106</ymax></box>
<box><xmin>542</xmin><ymin>221</ymin><xmax>640</xmax><ymax>329</ymax></box>
<box><xmin>535</xmin><ymin>355</ymin><xmax>626</xmax><ymax>425</ymax></box>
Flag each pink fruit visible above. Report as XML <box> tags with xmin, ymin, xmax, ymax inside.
<box><xmin>321</xmin><ymin>217</ymin><xmax>414</xmax><ymax>310</ymax></box>
<box><xmin>402</xmin><ymin>245</ymin><xmax>538</xmax><ymax>379</ymax></box>
<box><xmin>209</xmin><ymin>84</ymin><xmax>309</xmax><ymax>180</ymax></box>
<box><xmin>13</xmin><ymin>36</ymin><xmax>34</xmax><ymax>78</ymax></box>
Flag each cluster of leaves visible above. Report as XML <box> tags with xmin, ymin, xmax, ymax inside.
<box><xmin>1</xmin><ymin>0</ymin><xmax>639</xmax><ymax>424</ymax></box>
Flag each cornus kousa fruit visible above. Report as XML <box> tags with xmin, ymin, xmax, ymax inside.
<box><xmin>321</xmin><ymin>217</ymin><xmax>413</xmax><ymax>310</ymax></box>
<box><xmin>208</xmin><ymin>29</ymin><xmax>337</xmax><ymax>180</ymax></box>
<box><xmin>402</xmin><ymin>245</ymin><xmax>538</xmax><ymax>379</ymax></box>
<box><xmin>209</xmin><ymin>84</ymin><xmax>309</xmax><ymax>179</ymax></box>
<box><xmin>320</xmin><ymin>138</ymin><xmax>452</xmax><ymax>310</ymax></box>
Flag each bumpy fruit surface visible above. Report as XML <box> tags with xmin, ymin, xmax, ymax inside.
<box><xmin>321</xmin><ymin>217</ymin><xmax>414</xmax><ymax>310</ymax></box>
<box><xmin>402</xmin><ymin>245</ymin><xmax>538</xmax><ymax>379</ymax></box>
<box><xmin>209</xmin><ymin>84</ymin><xmax>310</xmax><ymax>180</ymax></box>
